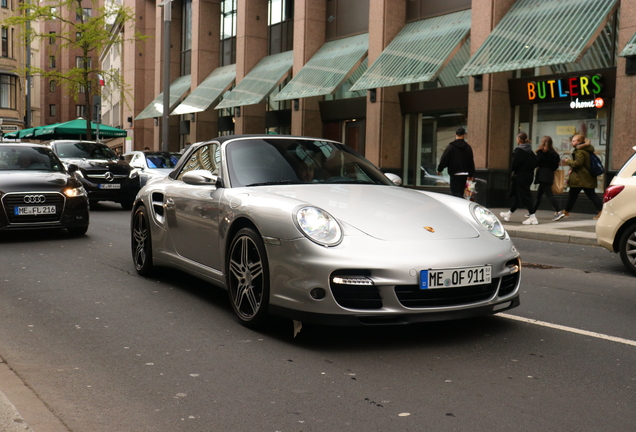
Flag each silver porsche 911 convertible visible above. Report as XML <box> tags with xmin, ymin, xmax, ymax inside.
<box><xmin>131</xmin><ymin>135</ymin><xmax>520</xmax><ymax>327</ymax></box>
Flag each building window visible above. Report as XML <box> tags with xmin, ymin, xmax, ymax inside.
<box><xmin>76</xmin><ymin>105</ymin><xmax>86</xmax><ymax>118</ymax></box>
<box><xmin>49</xmin><ymin>56</ymin><xmax>56</xmax><ymax>68</ymax></box>
<box><xmin>77</xmin><ymin>8</ymin><xmax>91</xmax><ymax>21</ymax></box>
<box><xmin>0</xmin><ymin>74</ymin><xmax>16</xmax><ymax>108</ymax></box>
<box><xmin>219</xmin><ymin>0</ymin><xmax>236</xmax><ymax>66</ymax></box>
<box><xmin>49</xmin><ymin>104</ymin><xmax>56</xmax><ymax>116</ymax></box>
<box><xmin>49</xmin><ymin>80</ymin><xmax>56</xmax><ymax>92</ymax></box>
<box><xmin>268</xmin><ymin>0</ymin><xmax>293</xmax><ymax>54</ymax></box>
<box><xmin>1</xmin><ymin>0</ymin><xmax>6</xmax><ymax>9</ymax></box>
<box><xmin>49</xmin><ymin>31</ymin><xmax>56</xmax><ymax>44</ymax></box>
<box><xmin>181</xmin><ymin>0</ymin><xmax>192</xmax><ymax>75</ymax></box>
<box><xmin>1</xmin><ymin>28</ymin><xmax>7</xmax><ymax>57</ymax></box>
<box><xmin>76</xmin><ymin>56</ymin><xmax>92</xmax><ymax>69</ymax></box>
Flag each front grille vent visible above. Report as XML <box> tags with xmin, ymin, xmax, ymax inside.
<box><xmin>3</xmin><ymin>192</ymin><xmax>65</xmax><ymax>224</ymax></box>
<box><xmin>330</xmin><ymin>270</ymin><xmax>382</xmax><ymax>310</ymax></box>
<box><xmin>394</xmin><ymin>279</ymin><xmax>500</xmax><ymax>308</ymax></box>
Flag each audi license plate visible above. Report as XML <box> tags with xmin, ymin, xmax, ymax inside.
<box><xmin>420</xmin><ymin>266</ymin><xmax>491</xmax><ymax>289</ymax></box>
<box><xmin>99</xmin><ymin>183</ymin><xmax>121</xmax><ymax>189</ymax></box>
<box><xmin>14</xmin><ymin>206</ymin><xmax>56</xmax><ymax>216</ymax></box>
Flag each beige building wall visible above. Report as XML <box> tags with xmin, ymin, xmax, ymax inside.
<box><xmin>290</xmin><ymin>0</ymin><xmax>325</xmax><ymax>138</ymax></box>
<box><xmin>613</xmin><ymin>0</ymin><xmax>636</xmax><ymax>171</ymax></box>
<box><xmin>365</xmin><ymin>0</ymin><xmax>405</xmax><ymax>169</ymax></box>
<box><xmin>466</xmin><ymin>0</ymin><xmax>516</xmax><ymax>171</ymax></box>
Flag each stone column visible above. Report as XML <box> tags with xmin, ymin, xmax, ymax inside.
<box><xmin>234</xmin><ymin>0</ymin><xmax>268</xmax><ymax>134</ymax></box>
<box><xmin>124</xmin><ymin>0</ymin><xmax>156</xmax><ymax>151</ymax></box>
<box><xmin>290</xmin><ymin>0</ymin><xmax>326</xmax><ymax>138</ymax></box>
<box><xmin>190</xmin><ymin>0</ymin><xmax>221</xmax><ymax>142</ymax></box>
<box><xmin>365</xmin><ymin>0</ymin><xmax>405</xmax><ymax>168</ymax></box>
<box><xmin>466</xmin><ymin>0</ymin><xmax>516</xmax><ymax>171</ymax></box>
<box><xmin>612</xmin><ymin>2</ymin><xmax>636</xmax><ymax>171</ymax></box>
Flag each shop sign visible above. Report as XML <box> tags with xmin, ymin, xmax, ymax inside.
<box><xmin>526</xmin><ymin>73</ymin><xmax>604</xmax><ymax>109</ymax></box>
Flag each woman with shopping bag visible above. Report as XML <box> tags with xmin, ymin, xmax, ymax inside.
<box><xmin>532</xmin><ymin>136</ymin><xmax>565</xmax><ymax>221</ymax></box>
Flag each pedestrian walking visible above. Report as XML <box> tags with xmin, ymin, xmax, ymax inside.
<box><xmin>500</xmin><ymin>132</ymin><xmax>539</xmax><ymax>224</ymax></box>
<box><xmin>436</xmin><ymin>127</ymin><xmax>475</xmax><ymax>198</ymax></box>
<box><xmin>532</xmin><ymin>136</ymin><xmax>565</xmax><ymax>221</ymax></box>
<box><xmin>553</xmin><ymin>134</ymin><xmax>603</xmax><ymax>220</ymax></box>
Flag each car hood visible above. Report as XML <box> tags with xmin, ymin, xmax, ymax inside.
<box><xmin>250</xmin><ymin>184</ymin><xmax>479</xmax><ymax>241</ymax></box>
<box><xmin>61</xmin><ymin>158</ymin><xmax>131</xmax><ymax>174</ymax></box>
<box><xmin>0</xmin><ymin>171</ymin><xmax>77</xmax><ymax>193</ymax></box>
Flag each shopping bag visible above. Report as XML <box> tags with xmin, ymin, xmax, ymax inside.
<box><xmin>464</xmin><ymin>179</ymin><xmax>476</xmax><ymax>201</ymax></box>
<box><xmin>552</xmin><ymin>169</ymin><xmax>565</xmax><ymax>194</ymax></box>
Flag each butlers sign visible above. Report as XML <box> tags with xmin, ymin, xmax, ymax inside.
<box><xmin>508</xmin><ymin>68</ymin><xmax>615</xmax><ymax>108</ymax></box>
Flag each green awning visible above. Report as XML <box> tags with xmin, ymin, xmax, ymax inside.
<box><xmin>350</xmin><ymin>10</ymin><xmax>470</xmax><ymax>91</ymax></box>
<box><xmin>620</xmin><ymin>33</ymin><xmax>636</xmax><ymax>57</ymax></box>
<box><xmin>457</xmin><ymin>0</ymin><xmax>619</xmax><ymax>77</ymax></box>
<box><xmin>215</xmin><ymin>51</ymin><xmax>293</xmax><ymax>109</ymax></box>
<box><xmin>172</xmin><ymin>65</ymin><xmax>236</xmax><ymax>115</ymax></box>
<box><xmin>135</xmin><ymin>75</ymin><xmax>192</xmax><ymax>120</ymax></box>
<box><xmin>273</xmin><ymin>33</ymin><xmax>368</xmax><ymax>101</ymax></box>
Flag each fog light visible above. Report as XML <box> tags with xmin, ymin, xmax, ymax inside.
<box><xmin>331</xmin><ymin>276</ymin><xmax>373</xmax><ymax>286</ymax></box>
<box><xmin>310</xmin><ymin>288</ymin><xmax>326</xmax><ymax>299</ymax></box>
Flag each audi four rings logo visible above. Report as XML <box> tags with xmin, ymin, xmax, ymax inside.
<box><xmin>24</xmin><ymin>195</ymin><xmax>46</xmax><ymax>204</ymax></box>
<box><xmin>104</xmin><ymin>172</ymin><xmax>114</xmax><ymax>182</ymax></box>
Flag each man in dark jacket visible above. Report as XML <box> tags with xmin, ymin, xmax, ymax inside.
<box><xmin>436</xmin><ymin>127</ymin><xmax>475</xmax><ymax>198</ymax></box>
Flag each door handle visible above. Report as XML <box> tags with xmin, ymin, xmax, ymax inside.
<box><xmin>165</xmin><ymin>198</ymin><xmax>175</xmax><ymax>210</ymax></box>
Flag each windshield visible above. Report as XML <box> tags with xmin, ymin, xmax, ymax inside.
<box><xmin>145</xmin><ymin>152</ymin><xmax>181</xmax><ymax>169</ymax></box>
<box><xmin>55</xmin><ymin>142</ymin><xmax>117</xmax><ymax>160</ymax></box>
<box><xmin>225</xmin><ymin>138</ymin><xmax>393</xmax><ymax>187</ymax></box>
<box><xmin>0</xmin><ymin>146</ymin><xmax>65</xmax><ymax>172</ymax></box>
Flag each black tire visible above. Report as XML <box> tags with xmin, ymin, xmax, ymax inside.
<box><xmin>121</xmin><ymin>200</ymin><xmax>134</xmax><ymax>210</ymax></box>
<box><xmin>618</xmin><ymin>224</ymin><xmax>636</xmax><ymax>276</ymax></box>
<box><xmin>227</xmin><ymin>227</ymin><xmax>270</xmax><ymax>327</ymax></box>
<box><xmin>132</xmin><ymin>205</ymin><xmax>154</xmax><ymax>276</ymax></box>
<box><xmin>67</xmin><ymin>225</ymin><xmax>89</xmax><ymax>236</ymax></box>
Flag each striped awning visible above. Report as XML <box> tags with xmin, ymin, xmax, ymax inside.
<box><xmin>620</xmin><ymin>33</ymin><xmax>636</xmax><ymax>57</ymax></box>
<box><xmin>135</xmin><ymin>75</ymin><xmax>192</xmax><ymax>120</ymax></box>
<box><xmin>172</xmin><ymin>65</ymin><xmax>236</xmax><ymax>115</ymax></box>
<box><xmin>350</xmin><ymin>10</ymin><xmax>470</xmax><ymax>91</ymax></box>
<box><xmin>457</xmin><ymin>0</ymin><xmax>619</xmax><ymax>77</ymax></box>
<box><xmin>215</xmin><ymin>51</ymin><xmax>293</xmax><ymax>109</ymax></box>
<box><xmin>273</xmin><ymin>33</ymin><xmax>368</xmax><ymax>101</ymax></box>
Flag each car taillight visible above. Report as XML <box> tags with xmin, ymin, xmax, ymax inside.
<box><xmin>603</xmin><ymin>185</ymin><xmax>625</xmax><ymax>203</ymax></box>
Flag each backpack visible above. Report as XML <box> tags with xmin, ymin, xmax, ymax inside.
<box><xmin>526</xmin><ymin>150</ymin><xmax>538</xmax><ymax>170</ymax></box>
<box><xmin>588</xmin><ymin>152</ymin><xmax>604</xmax><ymax>177</ymax></box>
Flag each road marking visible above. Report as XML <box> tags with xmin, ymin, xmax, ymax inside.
<box><xmin>499</xmin><ymin>313</ymin><xmax>636</xmax><ymax>347</ymax></box>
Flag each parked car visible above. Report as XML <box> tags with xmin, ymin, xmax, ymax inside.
<box><xmin>124</xmin><ymin>151</ymin><xmax>182</xmax><ymax>186</ymax></box>
<box><xmin>596</xmin><ymin>146</ymin><xmax>636</xmax><ymax>275</ymax></box>
<box><xmin>421</xmin><ymin>163</ymin><xmax>450</xmax><ymax>186</ymax></box>
<box><xmin>48</xmin><ymin>140</ymin><xmax>140</xmax><ymax>209</ymax></box>
<box><xmin>0</xmin><ymin>143</ymin><xmax>89</xmax><ymax>235</ymax></box>
<box><xmin>131</xmin><ymin>135</ymin><xmax>520</xmax><ymax>327</ymax></box>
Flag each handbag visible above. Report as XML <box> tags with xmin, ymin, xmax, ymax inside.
<box><xmin>464</xmin><ymin>179</ymin><xmax>476</xmax><ymax>201</ymax></box>
<box><xmin>552</xmin><ymin>169</ymin><xmax>565</xmax><ymax>194</ymax></box>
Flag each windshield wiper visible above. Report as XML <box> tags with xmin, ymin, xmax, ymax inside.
<box><xmin>245</xmin><ymin>180</ymin><xmax>297</xmax><ymax>187</ymax></box>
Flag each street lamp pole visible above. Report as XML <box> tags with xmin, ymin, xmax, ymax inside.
<box><xmin>160</xmin><ymin>0</ymin><xmax>172</xmax><ymax>152</ymax></box>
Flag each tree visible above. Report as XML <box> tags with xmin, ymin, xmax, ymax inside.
<box><xmin>3</xmin><ymin>0</ymin><xmax>148</xmax><ymax>140</ymax></box>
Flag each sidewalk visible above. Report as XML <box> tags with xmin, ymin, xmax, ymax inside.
<box><xmin>491</xmin><ymin>208</ymin><xmax>598</xmax><ymax>246</ymax></box>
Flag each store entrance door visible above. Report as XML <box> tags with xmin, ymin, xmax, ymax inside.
<box><xmin>344</xmin><ymin>119</ymin><xmax>365</xmax><ymax>154</ymax></box>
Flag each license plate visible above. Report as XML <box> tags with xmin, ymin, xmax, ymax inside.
<box><xmin>99</xmin><ymin>183</ymin><xmax>121</xmax><ymax>189</ymax></box>
<box><xmin>14</xmin><ymin>206</ymin><xmax>56</xmax><ymax>216</ymax></box>
<box><xmin>420</xmin><ymin>265</ymin><xmax>492</xmax><ymax>289</ymax></box>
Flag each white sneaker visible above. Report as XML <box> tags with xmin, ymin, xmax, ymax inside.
<box><xmin>522</xmin><ymin>214</ymin><xmax>539</xmax><ymax>225</ymax></box>
<box><xmin>499</xmin><ymin>211</ymin><xmax>512</xmax><ymax>222</ymax></box>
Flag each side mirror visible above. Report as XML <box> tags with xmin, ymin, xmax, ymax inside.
<box><xmin>182</xmin><ymin>169</ymin><xmax>222</xmax><ymax>188</ymax></box>
<box><xmin>67</xmin><ymin>163</ymin><xmax>78</xmax><ymax>174</ymax></box>
<box><xmin>385</xmin><ymin>172</ymin><xmax>402</xmax><ymax>186</ymax></box>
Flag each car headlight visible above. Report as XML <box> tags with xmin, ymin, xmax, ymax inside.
<box><xmin>294</xmin><ymin>206</ymin><xmax>343</xmax><ymax>246</ymax></box>
<box><xmin>64</xmin><ymin>186</ymin><xmax>87</xmax><ymax>198</ymax></box>
<box><xmin>471</xmin><ymin>205</ymin><xmax>506</xmax><ymax>238</ymax></box>
<box><xmin>129</xmin><ymin>169</ymin><xmax>139</xmax><ymax>179</ymax></box>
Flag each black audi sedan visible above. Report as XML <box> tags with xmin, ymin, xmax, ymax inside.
<box><xmin>48</xmin><ymin>140</ymin><xmax>140</xmax><ymax>209</ymax></box>
<box><xmin>0</xmin><ymin>143</ymin><xmax>89</xmax><ymax>235</ymax></box>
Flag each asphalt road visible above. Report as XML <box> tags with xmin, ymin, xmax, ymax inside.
<box><xmin>0</xmin><ymin>203</ymin><xmax>635</xmax><ymax>432</ymax></box>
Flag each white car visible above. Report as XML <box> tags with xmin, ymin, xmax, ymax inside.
<box><xmin>124</xmin><ymin>151</ymin><xmax>182</xmax><ymax>186</ymax></box>
<box><xmin>596</xmin><ymin>146</ymin><xmax>636</xmax><ymax>275</ymax></box>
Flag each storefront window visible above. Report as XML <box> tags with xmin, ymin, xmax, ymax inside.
<box><xmin>403</xmin><ymin>111</ymin><xmax>466</xmax><ymax>187</ymax></box>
